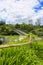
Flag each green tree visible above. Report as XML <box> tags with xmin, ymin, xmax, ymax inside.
<box><xmin>35</xmin><ymin>19</ymin><xmax>41</xmax><ymax>27</ymax></box>
<box><xmin>0</xmin><ymin>21</ymin><xmax>6</xmax><ymax>26</ymax></box>
<box><xmin>15</xmin><ymin>23</ymin><xmax>20</xmax><ymax>29</ymax></box>
<box><xmin>28</xmin><ymin>19</ymin><xmax>33</xmax><ymax>24</ymax></box>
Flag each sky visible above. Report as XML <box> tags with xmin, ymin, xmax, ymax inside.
<box><xmin>0</xmin><ymin>0</ymin><xmax>43</xmax><ymax>24</ymax></box>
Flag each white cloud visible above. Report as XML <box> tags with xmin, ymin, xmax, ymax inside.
<box><xmin>0</xmin><ymin>0</ymin><xmax>42</xmax><ymax>24</ymax></box>
<box><xmin>31</xmin><ymin>8</ymin><xmax>43</xmax><ymax>25</ymax></box>
<box><xmin>32</xmin><ymin>8</ymin><xmax>43</xmax><ymax>19</ymax></box>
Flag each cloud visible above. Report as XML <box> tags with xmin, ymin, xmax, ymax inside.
<box><xmin>31</xmin><ymin>0</ymin><xmax>43</xmax><ymax>24</ymax></box>
<box><xmin>0</xmin><ymin>0</ymin><xmax>43</xmax><ymax>24</ymax></box>
<box><xmin>31</xmin><ymin>8</ymin><xmax>43</xmax><ymax>25</ymax></box>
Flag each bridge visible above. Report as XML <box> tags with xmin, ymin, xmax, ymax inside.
<box><xmin>14</xmin><ymin>29</ymin><xmax>27</xmax><ymax>35</ymax></box>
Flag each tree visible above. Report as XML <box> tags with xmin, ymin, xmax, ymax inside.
<box><xmin>20</xmin><ymin>22</ymin><xmax>27</xmax><ymax>30</ymax></box>
<box><xmin>28</xmin><ymin>19</ymin><xmax>33</xmax><ymax>24</ymax></box>
<box><xmin>35</xmin><ymin>19</ymin><xmax>41</xmax><ymax>27</ymax></box>
<box><xmin>0</xmin><ymin>21</ymin><xmax>6</xmax><ymax>26</ymax></box>
<box><xmin>15</xmin><ymin>23</ymin><xmax>20</xmax><ymax>29</ymax></box>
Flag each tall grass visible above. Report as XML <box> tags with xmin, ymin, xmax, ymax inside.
<box><xmin>0</xmin><ymin>40</ymin><xmax>43</xmax><ymax>65</ymax></box>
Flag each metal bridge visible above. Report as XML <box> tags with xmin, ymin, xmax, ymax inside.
<box><xmin>14</xmin><ymin>29</ymin><xmax>27</xmax><ymax>35</ymax></box>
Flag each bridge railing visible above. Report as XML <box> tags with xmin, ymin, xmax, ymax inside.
<box><xmin>14</xmin><ymin>29</ymin><xmax>27</xmax><ymax>35</ymax></box>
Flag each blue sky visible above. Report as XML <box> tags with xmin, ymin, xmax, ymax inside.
<box><xmin>0</xmin><ymin>0</ymin><xmax>43</xmax><ymax>24</ymax></box>
<box><xmin>34</xmin><ymin>0</ymin><xmax>43</xmax><ymax>12</ymax></box>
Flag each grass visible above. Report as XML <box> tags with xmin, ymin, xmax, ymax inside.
<box><xmin>0</xmin><ymin>34</ymin><xmax>43</xmax><ymax>65</ymax></box>
<box><xmin>0</xmin><ymin>35</ymin><xmax>29</xmax><ymax>44</ymax></box>
<box><xmin>0</xmin><ymin>40</ymin><xmax>43</xmax><ymax>65</ymax></box>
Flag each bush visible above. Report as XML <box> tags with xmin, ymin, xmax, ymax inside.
<box><xmin>0</xmin><ymin>37</ymin><xmax>6</xmax><ymax>44</ymax></box>
<box><xmin>0</xmin><ymin>40</ymin><xmax>3</xmax><ymax>44</ymax></box>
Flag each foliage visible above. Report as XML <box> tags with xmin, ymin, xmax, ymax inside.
<box><xmin>0</xmin><ymin>40</ymin><xmax>43</xmax><ymax>65</ymax></box>
<box><xmin>32</xmin><ymin>28</ymin><xmax>43</xmax><ymax>36</ymax></box>
<box><xmin>0</xmin><ymin>20</ymin><xmax>43</xmax><ymax>36</ymax></box>
<box><xmin>0</xmin><ymin>21</ymin><xmax>5</xmax><ymax>26</ymax></box>
<box><xmin>0</xmin><ymin>33</ymin><xmax>43</xmax><ymax>65</ymax></box>
<box><xmin>0</xmin><ymin>36</ymin><xmax>6</xmax><ymax>44</ymax></box>
<box><xmin>0</xmin><ymin>17</ymin><xmax>43</xmax><ymax>65</ymax></box>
